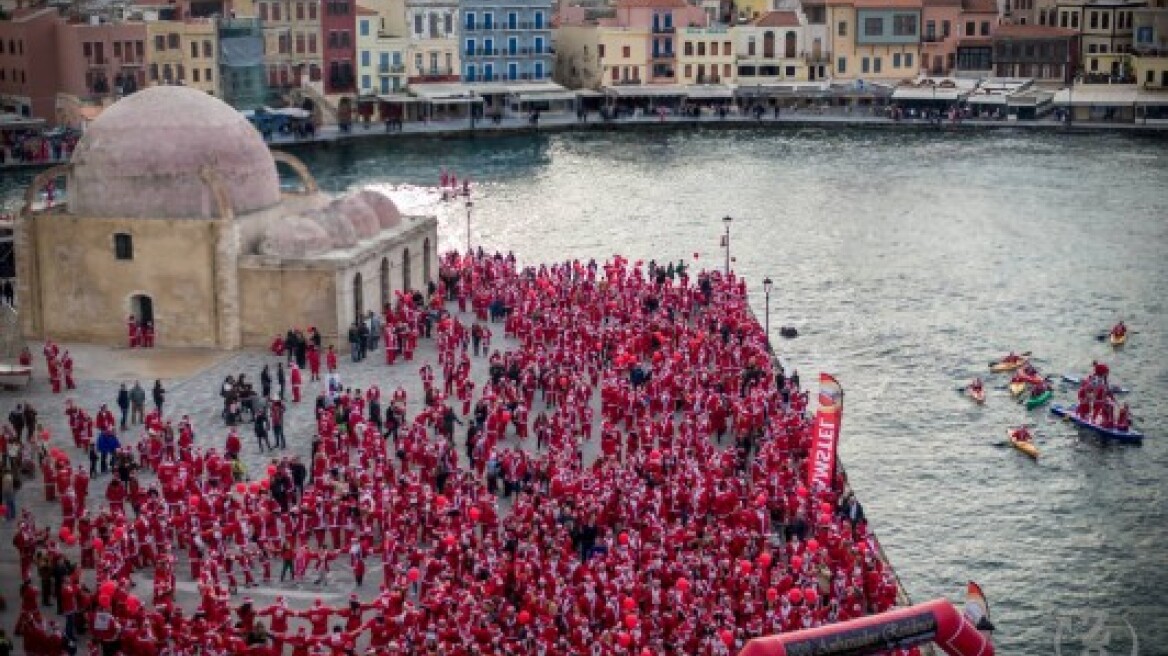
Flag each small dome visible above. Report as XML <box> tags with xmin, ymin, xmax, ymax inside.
<box><xmin>69</xmin><ymin>86</ymin><xmax>281</xmax><ymax>219</ymax></box>
<box><xmin>355</xmin><ymin>189</ymin><xmax>403</xmax><ymax>229</ymax></box>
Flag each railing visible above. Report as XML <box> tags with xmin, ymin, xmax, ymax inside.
<box><xmin>921</xmin><ymin>34</ymin><xmax>943</xmax><ymax>43</ymax></box>
<box><xmin>652</xmin><ymin>25</ymin><xmax>675</xmax><ymax>34</ymax></box>
<box><xmin>652</xmin><ymin>51</ymin><xmax>676</xmax><ymax>59</ymax></box>
<box><xmin>613</xmin><ymin>78</ymin><xmax>643</xmax><ymax>85</ymax></box>
<box><xmin>378</xmin><ymin>64</ymin><xmax>407</xmax><ymax>73</ymax></box>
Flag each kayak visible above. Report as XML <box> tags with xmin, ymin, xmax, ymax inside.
<box><xmin>1009</xmin><ymin>381</ymin><xmax>1028</xmax><ymax>397</ymax></box>
<box><xmin>1050</xmin><ymin>404</ymin><xmax>1144</xmax><ymax>443</ymax></box>
<box><xmin>1060</xmin><ymin>375</ymin><xmax>1130</xmax><ymax>394</ymax></box>
<box><xmin>1008</xmin><ymin>429</ymin><xmax>1039</xmax><ymax>459</ymax></box>
<box><xmin>990</xmin><ymin>359</ymin><xmax>1026</xmax><ymax>373</ymax></box>
<box><xmin>967</xmin><ymin>386</ymin><xmax>986</xmax><ymax>404</ymax></box>
<box><xmin>1024</xmin><ymin>389</ymin><xmax>1053</xmax><ymax>409</ymax></box>
<box><xmin>1110</xmin><ymin>332</ymin><xmax>1127</xmax><ymax>347</ymax></box>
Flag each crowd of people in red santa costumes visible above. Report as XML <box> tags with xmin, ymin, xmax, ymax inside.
<box><xmin>5</xmin><ymin>250</ymin><xmax>915</xmax><ymax>656</ymax></box>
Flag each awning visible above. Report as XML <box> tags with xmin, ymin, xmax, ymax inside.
<box><xmin>426</xmin><ymin>97</ymin><xmax>484</xmax><ymax>105</ymax></box>
<box><xmin>892</xmin><ymin>87</ymin><xmax>968</xmax><ymax>101</ymax></box>
<box><xmin>966</xmin><ymin>94</ymin><xmax>1007</xmax><ymax>106</ymax></box>
<box><xmin>511</xmin><ymin>91</ymin><xmax>579</xmax><ymax>103</ymax></box>
<box><xmin>377</xmin><ymin>94</ymin><xmax>420</xmax><ymax>103</ymax></box>
<box><xmin>605</xmin><ymin>85</ymin><xmax>689</xmax><ymax>98</ymax></box>
<box><xmin>686</xmin><ymin>85</ymin><xmax>734</xmax><ymax>100</ymax></box>
<box><xmin>575</xmin><ymin>89</ymin><xmax>606</xmax><ymax>98</ymax></box>
<box><xmin>1052</xmin><ymin>86</ymin><xmax>1139</xmax><ymax>106</ymax></box>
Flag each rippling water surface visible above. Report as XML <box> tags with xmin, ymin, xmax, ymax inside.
<box><xmin>4</xmin><ymin>128</ymin><xmax>1166</xmax><ymax>654</ymax></box>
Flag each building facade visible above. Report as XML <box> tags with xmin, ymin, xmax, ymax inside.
<box><xmin>356</xmin><ymin>8</ymin><xmax>410</xmax><ymax>94</ymax></box>
<box><xmin>218</xmin><ymin>17</ymin><xmax>269</xmax><ymax>108</ymax></box>
<box><xmin>323</xmin><ymin>0</ymin><xmax>358</xmax><ymax>92</ymax></box>
<box><xmin>921</xmin><ymin>0</ymin><xmax>961</xmax><ymax>74</ymax></box>
<box><xmin>0</xmin><ymin>7</ymin><xmax>61</xmax><ymax>122</ymax></box>
<box><xmin>144</xmin><ymin>19</ymin><xmax>220</xmax><ymax>96</ymax></box>
<box><xmin>677</xmin><ymin>25</ymin><xmax>735</xmax><ymax>83</ymax></box>
<box><xmin>56</xmin><ymin>20</ymin><xmax>149</xmax><ymax>102</ymax></box>
<box><xmin>734</xmin><ymin>12</ymin><xmax>813</xmax><ymax>85</ymax></box>
<box><xmin>233</xmin><ymin>0</ymin><xmax>324</xmax><ymax>90</ymax></box>
<box><xmin>992</xmin><ymin>22</ymin><xmax>1078</xmax><ymax>79</ymax></box>
<box><xmin>459</xmin><ymin>0</ymin><xmax>555</xmax><ymax>82</ymax></box>
<box><xmin>954</xmin><ymin>0</ymin><xmax>998</xmax><ymax>77</ymax></box>
<box><xmin>406</xmin><ymin>0</ymin><xmax>461</xmax><ymax>82</ymax></box>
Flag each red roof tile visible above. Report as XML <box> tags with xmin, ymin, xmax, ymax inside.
<box><xmin>616</xmin><ymin>0</ymin><xmax>687</xmax><ymax>7</ymax></box>
<box><xmin>960</xmin><ymin>0</ymin><xmax>998</xmax><ymax>14</ymax></box>
<box><xmin>852</xmin><ymin>0</ymin><xmax>923</xmax><ymax>8</ymax></box>
<box><xmin>993</xmin><ymin>22</ymin><xmax>1077</xmax><ymax>38</ymax></box>
<box><xmin>752</xmin><ymin>11</ymin><xmax>800</xmax><ymax>27</ymax></box>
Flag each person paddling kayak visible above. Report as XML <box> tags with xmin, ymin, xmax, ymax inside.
<box><xmin>970</xmin><ymin>377</ymin><xmax>984</xmax><ymax>393</ymax></box>
<box><xmin>1013</xmin><ymin>425</ymin><xmax>1033</xmax><ymax>442</ymax></box>
<box><xmin>1116</xmin><ymin>403</ymin><xmax>1131</xmax><ymax>432</ymax></box>
<box><xmin>1111</xmin><ymin>321</ymin><xmax>1127</xmax><ymax>339</ymax></box>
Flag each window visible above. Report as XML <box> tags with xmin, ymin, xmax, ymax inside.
<box><xmin>191</xmin><ymin>41</ymin><xmax>199</xmax><ymax>58</ymax></box>
<box><xmin>150</xmin><ymin>63</ymin><xmax>159</xmax><ymax>80</ymax></box>
<box><xmin>154</xmin><ymin>35</ymin><xmax>166</xmax><ymax>51</ymax></box>
<box><xmin>784</xmin><ymin>65</ymin><xmax>795</xmax><ymax>76</ymax></box>
<box><xmin>114</xmin><ymin>41</ymin><xmax>123</xmax><ymax>58</ymax></box>
<box><xmin>965</xmin><ymin>21</ymin><xmax>974</xmax><ymax>36</ymax></box>
<box><xmin>136</xmin><ymin>41</ymin><xmax>145</xmax><ymax>59</ymax></box>
<box><xmin>361</xmin><ymin>50</ymin><xmax>370</xmax><ymax>66</ymax></box>
<box><xmin>360</xmin><ymin>20</ymin><xmax>369</xmax><ymax>36</ymax></box>
<box><xmin>193</xmin><ymin>68</ymin><xmax>200</xmax><ymax>82</ymax></box>
<box><xmin>684</xmin><ymin>64</ymin><xmax>692</xmax><ymax>78</ymax></box>
<box><xmin>1039</xmin><ymin>9</ymin><xmax>1046</xmax><ymax>25</ymax></box>
<box><xmin>837</xmin><ymin>56</ymin><xmax>846</xmax><ymax>73</ymax></box>
<box><xmin>297</xmin><ymin>33</ymin><xmax>305</xmax><ymax>53</ymax></box>
<box><xmin>861</xmin><ymin>57</ymin><xmax>870</xmax><ymax>73</ymax></box>
<box><xmin>684</xmin><ymin>41</ymin><xmax>693</xmax><ymax>56</ymax></box>
<box><xmin>415</xmin><ymin>14</ymin><xmax>424</xmax><ymax>34</ymax></box>
<box><xmin>873</xmin><ymin>56</ymin><xmax>881</xmax><ymax>73</ymax></box>
<box><xmin>893</xmin><ymin>52</ymin><xmax>901</xmax><ymax>67</ymax></box>
<box><xmin>711</xmin><ymin>42</ymin><xmax>718</xmax><ymax>56</ymax></box>
<box><xmin>362</xmin><ymin>74</ymin><xmax>371</xmax><ymax>89</ymax></box>
<box><xmin>1071</xmin><ymin>13</ymin><xmax>1078</xmax><ymax>29</ymax></box>
<box><xmin>838</xmin><ymin>21</ymin><xmax>847</xmax><ymax>37</ymax></box>
<box><xmin>259</xmin><ymin>2</ymin><xmax>268</xmax><ymax>20</ymax></box>
<box><xmin>414</xmin><ymin>52</ymin><xmax>423</xmax><ymax>72</ymax></box>
<box><xmin>925</xmin><ymin>20</ymin><xmax>935</xmax><ymax>39</ymax></box>
<box><xmin>204</xmin><ymin>40</ymin><xmax>212</xmax><ymax>58</ymax></box>
<box><xmin>864</xmin><ymin>17</ymin><xmax>883</xmax><ymax>36</ymax></box>
<box><xmin>1101</xmin><ymin>12</ymin><xmax>1109</xmax><ymax>30</ymax></box>
<box><xmin>84</xmin><ymin>42</ymin><xmax>93</xmax><ymax>58</ymax></box>
<box><xmin>905</xmin><ymin>52</ymin><xmax>913</xmax><ymax>68</ymax></box>
<box><xmin>206</xmin><ymin>68</ymin><xmax>212</xmax><ymax>82</ymax></box>
<box><xmin>309</xmin><ymin>34</ymin><xmax>317</xmax><ymax>53</ymax></box>
<box><xmin>445</xmin><ymin>14</ymin><xmax>452</xmax><ymax>34</ymax></box>
<box><xmin>1089</xmin><ymin>11</ymin><xmax>1098</xmax><ymax>29</ymax></box>
<box><xmin>893</xmin><ymin>15</ymin><xmax>916</xmax><ymax>36</ymax></box>
<box><xmin>309</xmin><ymin>2</ymin><xmax>317</xmax><ymax>19</ymax></box>
<box><xmin>598</xmin><ymin>44</ymin><xmax>605</xmax><ymax>58</ymax></box>
<box><xmin>114</xmin><ymin>234</ymin><xmax>133</xmax><ymax>260</ymax></box>
<box><xmin>623</xmin><ymin>45</ymin><xmax>631</xmax><ymax>58</ymax></box>
<box><xmin>980</xmin><ymin>21</ymin><xmax>989</xmax><ymax>36</ymax></box>
<box><xmin>272</xmin><ymin>2</ymin><xmax>281</xmax><ymax>19</ymax></box>
<box><xmin>747</xmin><ymin>37</ymin><xmax>755</xmax><ymax>56</ymax></box>
<box><xmin>698</xmin><ymin>42</ymin><xmax>706</xmax><ymax>56</ymax></box>
<box><xmin>942</xmin><ymin>20</ymin><xmax>951</xmax><ymax>37</ymax></box>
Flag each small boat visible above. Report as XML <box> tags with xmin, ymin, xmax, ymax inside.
<box><xmin>1060</xmin><ymin>375</ymin><xmax>1130</xmax><ymax>394</ymax></box>
<box><xmin>967</xmin><ymin>386</ymin><xmax>986</xmax><ymax>404</ymax></box>
<box><xmin>1008</xmin><ymin>381</ymin><xmax>1028</xmax><ymax>397</ymax></box>
<box><xmin>1008</xmin><ymin>428</ymin><xmax>1039</xmax><ymax>459</ymax></box>
<box><xmin>0</xmin><ymin>364</ymin><xmax>32</xmax><ymax>390</ymax></box>
<box><xmin>1024</xmin><ymin>389</ymin><xmax>1053</xmax><ymax>410</ymax></box>
<box><xmin>1050</xmin><ymin>404</ymin><xmax>1144</xmax><ymax>443</ymax></box>
<box><xmin>1110</xmin><ymin>332</ymin><xmax>1127</xmax><ymax>347</ymax></box>
<box><xmin>989</xmin><ymin>358</ymin><xmax>1027</xmax><ymax>373</ymax></box>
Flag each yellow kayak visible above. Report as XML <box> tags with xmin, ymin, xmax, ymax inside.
<box><xmin>990</xmin><ymin>359</ymin><xmax>1027</xmax><ymax>373</ymax></box>
<box><xmin>1110</xmin><ymin>332</ymin><xmax>1127</xmax><ymax>347</ymax></box>
<box><xmin>1008</xmin><ymin>429</ymin><xmax>1039</xmax><ymax>460</ymax></box>
<box><xmin>1009</xmin><ymin>381</ymin><xmax>1028</xmax><ymax>397</ymax></box>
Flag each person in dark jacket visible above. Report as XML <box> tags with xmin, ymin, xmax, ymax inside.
<box><xmin>151</xmin><ymin>380</ymin><xmax>166</xmax><ymax>414</ymax></box>
<box><xmin>253</xmin><ymin>411</ymin><xmax>272</xmax><ymax>453</ymax></box>
<box><xmin>116</xmin><ymin>385</ymin><xmax>130</xmax><ymax>430</ymax></box>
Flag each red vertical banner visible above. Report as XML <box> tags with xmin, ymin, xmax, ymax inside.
<box><xmin>806</xmin><ymin>373</ymin><xmax>844</xmax><ymax>493</ymax></box>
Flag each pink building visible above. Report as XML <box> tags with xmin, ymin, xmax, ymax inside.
<box><xmin>0</xmin><ymin>7</ymin><xmax>61</xmax><ymax>122</ymax></box>
<box><xmin>921</xmin><ymin>0</ymin><xmax>962</xmax><ymax>74</ymax></box>
<box><xmin>55</xmin><ymin>20</ymin><xmax>148</xmax><ymax>101</ymax></box>
<box><xmin>610</xmin><ymin>0</ymin><xmax>707</xmax><ymax>83</ymax></box>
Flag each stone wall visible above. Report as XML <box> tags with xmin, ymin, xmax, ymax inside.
<box><xmin>23</xmin><ymin>215</ymin><xmax>219</xmax><ymax>347</ymax></box>
<box><xmin>237</xmin><ymin>266</ymin><xmax>339</xmax><ymax>348</ymax></box>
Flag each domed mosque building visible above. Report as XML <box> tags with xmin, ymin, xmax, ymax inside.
<box><xmin>14</xmin><ymin>86</ymin><xmax>437</xmax><ymax>348</ymax></box>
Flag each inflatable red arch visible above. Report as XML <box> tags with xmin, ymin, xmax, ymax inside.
<box><xmin>739</xmin><ymin>599</ymin><xmax>994</xmax><ymax>656</ymax></box>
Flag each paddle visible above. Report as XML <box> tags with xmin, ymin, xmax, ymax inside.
<box><xmin>1096</xmin><ymin>331</ymin><xmax>1138</xmax><ymax>341</ymax></box>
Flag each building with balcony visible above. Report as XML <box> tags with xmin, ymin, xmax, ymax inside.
<box><xmin>734</xmin><ymin>11</ymin><xmax>816</xmax><ymax>86</ymax></box>
<box><xmin>357</xmin><ymin>7</ymin><xmax>410</xmax><ymax>94</ymax></box>
<box><xmin>992</xmin><ymin>22</ymin><xmax>1077</xmax><ymax>79</ymax></box>
<box><xmin>404</xmin><ymin>0</ymin><xmax>460</xmax><ymax>83</ymax></box>
<box><xmin>1045</xmin><ymin>0</ymin><xmax>1143</xmax><ymax>80</ymax></box>
<box><xmin>0</xmin><ymin>7</ymin><xmax>61</xmax><ymax>123</ymax></box>
<box><xmin>1132</xmin><ymin>4</ymin><xmax>1168</xmax><ymax>86</ymax></box>
<box><xmin>459</xmin><ymin>0</ymin><xmax>555</xmax><ymax>82</ymax></box>
<box><xmin>57</xmin><ymin>19</ymin><xmax>149</xmax><ymax>103</ymax></box>
<box><xmin>954</xmin><ymin>0</ymin><xmax>999</xmax><ymax>77</ymax></box>
<box><xmin>830</xmin><ymin>0</ymin><xmax>924</xmax><ymax>80</ymax></box>
<box><xmin>921</xmin><ymin>0</ymin><xmax>960</xmax><ymax>75</ymax></box>
<box><xmin>144</xmin><ymin>19</ymin><xmax>219</xmax><ymax>96</ymax></box>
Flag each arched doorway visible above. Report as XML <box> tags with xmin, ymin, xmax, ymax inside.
<box><xmin>131</xmin><ymin>294</ymin><xmax>154</xmax><ymax>333</ymax></box>
<box><xmin>353</xmin><ymin>273</ymin><xmax>364</xmax><ymax>323</ymax></box>
<box><xmin>423</xmin><ymin>238</ymin><xmax>432</xmax><ymax>287</ymax></box>
<box><xmin>402</xmin><ymin>248</ymin><xmax>412</xmax><ymax>292</ymax></box>
<box><xmin>784</xmin><ymin>31</ymin><xmax>797</xmax><ymax>58</ymax></box>
<box><xmin>380</xmin><ymin>257</ymin><xmax>390</xmax><ymax>310</ymax></box>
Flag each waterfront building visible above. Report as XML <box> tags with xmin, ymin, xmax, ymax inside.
<box><xmin>1043</xmin><ymin>0</ymin><xmax>1143</xmax><ymax>80</ymax></box>
<box><xmin>459</xmin><ymin>0</ymin><xmax>555</xmax><ymax>83</ymax></box>
<box><xmin>55</xmin><ymin>18</ymin><xmax>149</xmax><ymax>103</ymax></box>
<box><xmin>231</xmin><ymin>0</ymin><xmax>324</xmax><ymax>92</ymax></box>
<box><xmin>828</xmin><ymin>0</ymin><xmax>924</xmax><ymax>80</ymax></box>
<box><xmin>144</xmin><ymin>18</ymin><xmax>220</xmax><ymax>96</ymax></box>
<box><xmin>323</xmin><ymin>0</ymin><xmax>359</xmax><ymax>93</ymax></box>
<box><xmin>0</xmin><ymin>6</ymin><xmax>61</xmax><ymax>123</ymax></box>
<box><xmin>405</xmin><ymin>0</ymin><xmax>461</xmax><ymax>83</ymax></box>
<box><xmin>217</xmin><ymin>17</ymin><xmax>269</xmax><ymax>109</ymax></box>
<box><xmin>1130</xmin><ymin>3</ymin><xmax>1167</xmax><ymax>86</ymax></box>
<box><xmin>921</xmin><ymin>0</ymin><xmax>961</xmax><ymax>74</ymax></box>
<box><xmin>356</xmin><ymin>6</ymin><xmax>410</xmax><ymax>95</ymax></box>
<box><xmin>953</xmin><ymin>0</ymin><xmax>999</xmax><ymax>77</ymax></box>
<box><xmin>992</xmin><ymin>22</ymin><xmax>1078</xmax><ymax>80</ymax></box>
<box><xmin>677</xmin><ymin>24</ymin><xmax>735</xmax><ymax>83</ymax></box>
<box><xmin>14</xmin><ymin>86</ymin><xmax>437</xmax><ymax>348</ymax></box>
<box><xmin>733</xmin><ymin>11</ymin><xmax>815</xmax><ymax>86</ymax></box>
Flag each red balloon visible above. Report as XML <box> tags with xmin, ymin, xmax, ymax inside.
<box><xmin>622</xmin><ymin>597</ymin><xmax>636</xmax><ymax>612</ymax></box>
<box><xmin>788</xmin><ymin>588</ymin><xmax>804</xmax><ymax>604</ymax></box>
<box><xmin>804</xmin><ymin>587</ymin><xmax>819</xmax><ymax>605</ymax></box>
<box><xmin>791</xmin><ymin>555</ymin><xmax>804</xmax><ymax>570</ymax></box>
<box><xmin>819</xmin><ymin>501</ymin><xmax>833</xmax><ymax>514</ymax></box>
<box><xmin>435</xmin><ymin>495</ymin><xmax>449</xmax><ymax>508</ymax></box>
<box><xmin>807</xmin><ymin>539</ymin><xmax>820</xmax><ymax>552</ymax></box>
<box><xmin>235</xmin><ymin>482</ymin><xmax>247</xmax><ymax>494</ymax></box>
<box><xmin>675</xmin><ymin>577</ymin><xmax>690</xmax><ymax>593</ymax></box>
<box><xmin>99</xmin><ymin>580</ymin><xmax>117</xmax><ymax>594</ymax></box>
<box><xmin>97</xmin><ymin>594</ymin><xmax>112</xmax><ymax>609</ymax></box>
<box><xmin>58</xmin><ymin>527</ymin><xmax>72</xmax><ymax>541</ymax></box>
<box><xmin>618</xmin><ymin>532</ymin><xmax>630</xmax><ymax>546</ymax></box>
<box><xmin>720</xmin><ymin>629</ymin><xmax>735</xmax><ymax>647</ymax></box>
<box><xmin>618</xmin><ymin>633</ymin><xmax>632</xmax><ymax>648</ymax></box>
<box><xmin>766</xmin><ymin>587</ymin><xmax>778</xmax><ymax>602</ymax></box>
<box><xmin>407</xmin><ymin>567</ymin><xmax>420</xmax><ymax>582</ymax></box>
<box><xmin>92</xmin><ymin>538</ymin><xmax>104</xmax><ymax>551</ymax></box>
<box><xmin>857</xmin><ymin>541</ymin><xmax>869</xmax><ymax>553</ymax></box>
<box><xmin>125</xmin><ymin>595</ymin><xmax>141</xmax><ymax>612</ymax></box>
<box><xmin>266</xmin><ymin>465</ymin><xmax>277</xmax><ymax>476</ymax></box>
<box><xmin>648</xmin><ymin>449</ymin><xmax>662</xmax><ymax>461</ymax></box>
<box><xmin>757</xmin><ymin>552</ymin><xmax>772</xmax><ymax>569</ymax></box>
<box><xmin>518</xmin><ymin>610</ymin><xmax>531</xmax><ymax>625</ymax></box>
<box><xmin>755</xmin><ymin>493</ymin><xmax>768</xmax><ymax>507</ymax></box>
<box><xmin>469</xmin><ymin>507</ymin><xmax>482</xmax><ymax>522</ymax></box>
<box><xmin>443</xmin><ymin>534</ymin><xmax>456</xmax><ymax>548</ymax></box>
<box><xmin>188</xmin><ymin>495</ymin><xmax>201</xmax><ymax>508</ymax></box>
<box><xmin>796</xmin><ymin>486</ymin><xmax>809</xmax><ymax>498</ymax></box>
<box><xmin>739</xmin><ymin>559</ymin><xmax>752</xmax><ymax>576</ymax></box>
<box><xmin>641</xmin><ymin>649</ymin><xmax>653</xmax><ymax>656</ymax></box>
<box><xmin>624</xmin><ymin>614</ymin><xmax>638</xmax><ymax>629</ymax></box>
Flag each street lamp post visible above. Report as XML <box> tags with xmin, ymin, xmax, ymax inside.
<box><xmin>763</xmin><ymin>276</ymin><xmax>773</xmax><ymax>350</ymax></box>
<box><xmin>463</xmin><ymin>188</ymin><xmax>473</xmax><ymax>255</ymax></box>
<box><xmin>722</xmin><ymin>215</ymin><xmax>733</xmax><ymax>276</ymax></box>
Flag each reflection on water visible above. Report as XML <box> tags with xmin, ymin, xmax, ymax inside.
<box><xmin>3</xmin><ymin>128</ymin><xmax>1166</xmax><ymax>653</ymax></box>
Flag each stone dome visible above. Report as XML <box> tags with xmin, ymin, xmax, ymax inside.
<box><xmin>69</xmin><ymin>86</ymin><xmax>281</xmax><ymax>219</ymax></box>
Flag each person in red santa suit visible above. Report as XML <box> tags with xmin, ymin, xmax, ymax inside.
<box><xmin>142</xmin><ymin>322</ymin><xmax>155</xmax><ymax>348</ymax></box>
<box><xmin>127</xmin><ymin>315</ymin><xmax>139</xmax><ymax>348</ymax></box>
<box><xmin>290</xmin><ymin>363</ymin><xmax>303</xmax><ymax>403</ymax></box>
<box><xmin>307</xmin><ymin>345</ymin><xmax>322</xmax><ymax>382</ymax></box>
<box><xmin>326</xmin><ymin>345</ymin><xmax>338</xmax><ymax>373</ymax></box>
<box><xmin>61</xmin><ymin>351</ymin><xmax>76</xmax><ymax>390</ymax></box>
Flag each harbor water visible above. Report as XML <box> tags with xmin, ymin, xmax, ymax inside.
<box><xmin>4</xmin><ymin>127</ymin><xmax>1166</xmax><ymax>655</ymax></box>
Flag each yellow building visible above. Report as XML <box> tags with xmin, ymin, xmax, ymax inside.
<box><xmin>144</xmin><ymin>19</ymin><xmax>220</xmax><ymax>96</ymax></box>
<box><xmin>677</xmin><ymin>26</ymin><xmax>736</xmax><ymax>84</ymax></box>
<box><xmin>1051</xmin><ymin>0</ymin><xmax>1143</xmax><ymax>79</ymax></box>
<box><xmin>733</xmin><ymin>11</ymin><xmax>811</xmax><ymax>85</ymax></box>
<box><xmin>827</xmin><ymin>0</ymin><xmax>922</xmax><ymax>80</ymax></box>
<box><xmin>231</xmin><ymin>0</ymin><xmax>325</xmax><ymax>88</ymax></box>
<box><xmin>826</xmin><ymin>0</ymin><xmax>858</xmax><ymax>77</ymax></box>
<box><xmin>555</xmin><ymin>25</ymin><xmax>652</xmax><ymax>88</ymax></box>
<box><xmin>735</xmin><ymin>0</ymin><xmax>778</xmax><ymax>23</ymax></box>
<box><xmin>1133</xmin><ymin>51</ymin><xmax>1168</xmax><ymax>87</ymax></box>
<box><xmin>356</xmin><ymin>8</ymin><xmax>411</xmax><ymax>95</ymax></box>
